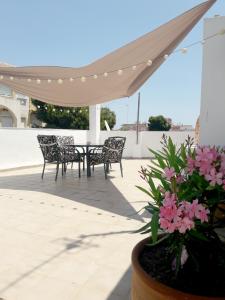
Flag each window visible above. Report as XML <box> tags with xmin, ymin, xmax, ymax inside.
<box><xmin>0</xmin><ymin>84</ymin><xmax>12</xmax><ymax>97</ymax></box>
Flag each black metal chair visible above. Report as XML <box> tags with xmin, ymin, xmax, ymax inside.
<box><xmin>56</xmin><ymin>135</ymin><xmax>85</xmax><ymax>171</ymax></box>
<box><xmin>89</xmin><ymin>136</ymin><xmax>126</xmax><ymax>179</ymax></box>
<box><xmin>37</xmin><ymin>135</ymin><xmax>64</xmax><ymax>181</ymax></box>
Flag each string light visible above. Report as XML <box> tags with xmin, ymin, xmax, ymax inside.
<box><xmin>164</xmin><ymin>54</ymin><xmax>169</xmax><ymax>60</ymax></box>
<box><xmin>60</xmin><ymin>109</ymin><xmax>63</xmax><ymax>112</ymax></box>
<box><xmin>37</xmin><ymin>105</ymin><xmax>40</xmax><ymax>109</ymax></box>
<box><xmin>181</xmin><ymin>48</ymin><xmax>188</xmax><ymax>54</ymax></box>
<box><xmin>45</xmin><ymin>106</ymin><xmax>48</xmax><ymax>110</ymax></box>
<box><xmin>67</xmin><ymin>110</ymin><xmax>70</xmax><ymax>113</ymax></box>
<box><xmin>53</xmin><ymin>108</ymin><xmax>56</xmax><ymax>112</ymax></box>
<box><xmin>1</xmin><ymin>30</ymin><xmax>224</xmax><ymax>84</ymax></box>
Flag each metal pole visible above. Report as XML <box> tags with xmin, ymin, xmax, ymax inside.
<box><xmin>136</xmin><ymin>92</ymin><xmax>140</xmax><ymax>144</ymax></box>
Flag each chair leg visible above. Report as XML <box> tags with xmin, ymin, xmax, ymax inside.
<box><xmin>71</xmin><ymin>162</ymin><xmax>73</xmax><ymax>169</ymax></box>
<box><xmin>62</xmin><ymin>163</ymin><xmax>64</xmax><ymax>176</ymax></box>
<box><xmin>106</xmin><ymin>163</ymin><xmax>110</xmax><ymax>173</ymax></box>
<box><xmin>55</xmin><ymin>163</ymin><xmax>59</xmax><ymax>181</ymax></box>
<box><xmin>104</xmin><ymin>163</ymin><xmax>107</xmax><ymax>179</ymax></box>
<box><xmin>83</xmin><ymin>158</ymin><xmax>85</xmax><ymax>171</ymax></box>
<box><xmin>92</xmin><ymin>164</ymin><xmax>94</xmax><ymax>172</ymax></box>
<box><xmin>41</xmin><ymin>162</ymin><xmax>46</xmax><ymax>179</ymax></box>
<box><xmin>120</xmin><ymin>161</ymin><xmax>123</xmax><ymax>178</ymax></box>
<box><xmin>64</xmin><ymin>162</ymin><xmax>67</xmax><ymax>173</ymax></box>
<box><xmin>78</xmin><ymin>161</ymin><xmax>80</xmax><ymax>178</ymax></box>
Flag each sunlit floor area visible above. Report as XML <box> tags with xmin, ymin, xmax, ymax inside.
<box><xmin>0</xmin><ymin>160</ymin><xmax>149</xmax><ymax>300</ymax></box>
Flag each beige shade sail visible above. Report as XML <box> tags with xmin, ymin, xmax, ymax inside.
<box><xmin>0</xmin><ymin>0</ymin><xmax>216</xmax><ymax>107</ymax></box>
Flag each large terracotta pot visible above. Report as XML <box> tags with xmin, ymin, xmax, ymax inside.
<box><xmin>131</xmin><ymin>238</ymin><xmax>225</xmax><ymax>300</ymax></box>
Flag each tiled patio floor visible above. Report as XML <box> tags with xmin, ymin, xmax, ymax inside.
<box><xmin>0</xmin><ymin>160</ymin><xmax>149</xmax><ymax>300</ymax></box>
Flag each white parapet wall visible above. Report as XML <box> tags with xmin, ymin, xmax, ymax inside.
<box><xmin>200</xmin><ymin>16</ymin><xmax>225</xmax><ymax>146</ymax></box>
<box><xmin>0</xmin><ymin>129</ymin><xmax>194</xmax><ymax>170</ymax></box>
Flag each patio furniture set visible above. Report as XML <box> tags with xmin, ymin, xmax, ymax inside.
<box><xmin>37</xmin><ymin>135</ymin><xmax>126</xmax><ymax>181</ymax></box>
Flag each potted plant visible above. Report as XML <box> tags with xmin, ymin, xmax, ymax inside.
<box><xmin>131</xmin><ymin>136</ymin><xmax>225</xmax><ymax>300</ymax></box>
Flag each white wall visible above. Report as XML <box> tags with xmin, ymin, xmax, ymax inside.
<box><xmin>0</xmin><ymin>129</ymin><xmax>194</xmax><ymax>170</ymax></box>
<box><xmin>200</xmin><ymin>16</ymin><xmax>225</xmax><ymax>146</ymax></box>
<box><xmin>0</xmin><ymin>129</ymin><xmax>88</xmax><ymax>170</ymax></box>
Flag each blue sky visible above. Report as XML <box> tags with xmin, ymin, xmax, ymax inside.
<box><xmin>0</xmin><ymin>0</ymin><xmax>224</xmax><ymax>128</ymax></box>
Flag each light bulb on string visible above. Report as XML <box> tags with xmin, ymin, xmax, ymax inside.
<box><xmin>181</xmin><ymin>48</ymin><xmax>188</xmax><ymax>54</ymax></box>
<box><xmin>69</xmin><ymin>78</ymin><xmax>74</xmax><ymax>82</ymax></box>
<box><xmin>67</xmin><ymin>110</ymin><xmax>70</xmax><ymax>113</ymax></box>
<box><xmin>37</xmin><ymin>105</ymin><xmax>40</xmax><ymax>109</ymax></box>
<box><xmin>81</xmin><ymin>76</ymin><xmax>86</xmax><ymax>82</ymax></box>
<box><xmin>103</xmin><ymin>72</ymin><xmax>108</xmax><ymax>77</ymax></box>
<box><xmin>60</xmin><ymin>109</ymin><xmax>63</xmax><ymax>112</ymax></box>
<box><xmin>52</xmin><ymin>108</ymin><xmax>56</xmax><ymax>112</ymax></box>
<box><xmin>36</xmin><ymin>79</ymin><xmax>41</xmax><ymax>84</ymax></box>
<box><xmin>47</xmin><ymin>79</ymin><xmax>52</xmax><ymax>83</ymax></box>
<box><xmin>164</xmin><ymin>54</ymin><xmax>169</xmax><ymax>60</ymax></box>
<box><xmin>117</xmin><ymin>69</ymin><xmax>123</xmax><ymax>76</ymax></box>
<box><xmin>45</xmin><ymin>106</ymin><xmax>48</xmax><ymax>110</ymax></box>
<box><xmin>93</xmin><ymin>74</ymin><xmax>98</xmax><ymax>79</ymax></box>
<box><xmin>0</xmin><ymin>75</ymin><xmax>3</xmax><ymax>80</ymax></box>
<box><xmin>57</xmin><ymin>79</ymin><xmax>63</xmax><ymax>84</ymax></box>
<box><xmin>132</xmin><ymin>65</ymin><xmax>137</xmax><ymax>71</ymax></box>
<box><xmin>27</xmin><ymin>78</ymin><xmax>31</xmax><ymax>82</ymax></box>
<box><xmin>147</xmin><ymin>60</ymin><xmax>152</xmax><ymax>66</ymax></box>
<box><xmin>10</xmin><ymin>76</ymin><xmax>14</xmax><ymax>81</ymax></box>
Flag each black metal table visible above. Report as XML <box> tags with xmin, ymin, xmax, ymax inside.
<box><xmin>73</xmin><ymin>144</ymin><xmax>103</xmax><ymax>177</ymax></box>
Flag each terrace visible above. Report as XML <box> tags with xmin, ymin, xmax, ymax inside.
<box><xmin>0</xmin><ymin>160</ymin><xmax>146</xmax><ymax>300</ymax></box>
<box><xmin>0</xmin><ymin>2</ymin><xmax>224</xmax><ymax>300</ymax></box>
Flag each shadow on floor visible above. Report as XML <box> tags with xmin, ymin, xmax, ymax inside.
<box><xmin>0</xmin><ymin>165</ymin><xmax>143</xmax><ymax>221</ymax></box>
<box><xmin>106</xmin><ymin>267</ymin><xmax>132</xmax><ymax>300</ymax></box>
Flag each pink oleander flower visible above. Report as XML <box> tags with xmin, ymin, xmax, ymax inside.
<box><xmin>187</xmin><ymin>157</ymin><xmax>196</xmax><ymax>174</ymax></box>
<box><xmin>176</xmin><ymin>174</ymin><xmax>184</xmax><ymax>184</ymax></box>
<box><xmin>159</xmin><ymin>197</ymin><xmax>209</xmax><ymax>234</ymax></box>
<box><xmin>163</xmin><ymin>167</ymin><xmax>176</xmax><ymax>180</ymax></box>
<box><xmin>205</xmin><ymin>168</ymin><xmax>223</xmax><ymax>186</ymax></box>
<box><xmin>220</xmin><ymin>153</ymin><xmax>225</xmax><ymax>174</ymax></box>
<box><xmin>195</xmin><ymin>146</ymin><xmax>219</xmax><ymax>176</ymax></box>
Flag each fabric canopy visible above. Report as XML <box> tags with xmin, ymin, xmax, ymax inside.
<box><xmin>0</xmin><ymin>0</ymin><xmax>216</xmax><ymax>107</ymax></box>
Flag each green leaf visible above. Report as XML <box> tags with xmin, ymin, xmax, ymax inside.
<box><xmin>189</xmin><ymin>230</ymin><xmax>209</xmax><ymax>242</ymax></box>
<box><xmin>146</xmin><ymin>234</ymin><xmax>170</xmax><ymax>247</ymax></box>
<box><xmin>150</xmin><ymin>212</ymin><xmax>159</xmax><ymax>243</ymax></box>
<box><xmin>136</xmin><ymin>186</ymin><xmax>152</xmax><ymax>198</ymax></box>
<box><xmin>134</xmin><ymin>221</ymin><xmax>151</xmax><ymax>233</ymax></box>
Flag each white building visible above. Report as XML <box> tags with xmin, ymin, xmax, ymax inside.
<box><xmin>0</xmin><ymin>63</ymin><xmax>29</xmax><ymax>128</ymax></box>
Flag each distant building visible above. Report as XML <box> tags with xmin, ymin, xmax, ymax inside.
<box><xmin>0</xmin><ymin>63</ymin><xmax>29</xmax><ymax>128</ymax></box>
<box><xmin>171</xmin><ymin>124</ymin><xmax>194</xmax><ymax>131</ymax></box>
<box><xmin>120</xmin><ymin>122</ymin><xmax>148</xmax><ymax>131</ymax></box>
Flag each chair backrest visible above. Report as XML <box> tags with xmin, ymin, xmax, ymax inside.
<box><xmin>104</xmin><ymin>136</ymin><xmax>126</xmax><ymax>162</ymax></box>
<box><xmin>56</xmin><ymin>135</ymin><xmax>74</xmax><ymax>147</ymax></box>
<box><xmin>37</xmin><ymin>135</ymin><xmax>60</xmax><ymax>162</ymax></box>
